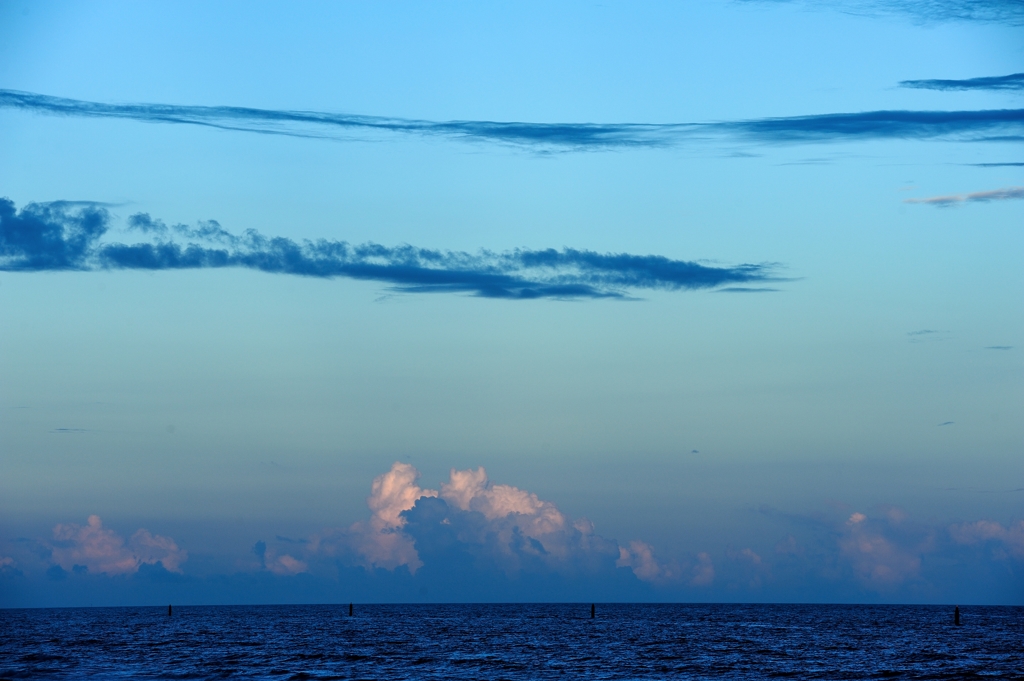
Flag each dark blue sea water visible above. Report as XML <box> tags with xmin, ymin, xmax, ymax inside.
<box><xmin>1</xmin><ymin>604</ymin><xmax>1021</xmax><ymax>680</ymax></box>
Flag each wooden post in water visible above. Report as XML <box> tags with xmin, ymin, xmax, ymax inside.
<box><xmin>349</xmin><ymin>603</ymin><xmax>353</xmax><ymax>617</ymax></box>
<box><xmin>954</xmin><ymin>606</ymin><xmax>961</xmax><ymax>626</ymax></box>
<box><xmin>168</xmin><ymin>604</ymin><xmax>172</xmax><ymax>617</ymax></box>
<box><xmin>590</xmin><ymin>603</ymin><xmax>595</xmax><ymax>619</ymax></box>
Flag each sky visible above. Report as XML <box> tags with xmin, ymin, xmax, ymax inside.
<box><xmin>0</xmin><ymin>0</ymin><xmax>1022</xmax><ymax>607</ymax></box>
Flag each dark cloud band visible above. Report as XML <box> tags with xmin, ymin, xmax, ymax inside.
<box><xmin>0</xmin><ymin>198</ymin><xmax>779</xmax><ymax>299</ymax></box>
<box><xmin>739</xmin><ymin>0</ymin><xmax>1024</xmax><ymax>24</ymax></box>
<box><xmin>2</xmin><ymin>89</ymin><xmax>1022</xmax><ymax>149</ymax></box>
<box><xmin>0</xmin><ymin>89</ymin><xmax>686</xmax><ymax>150</ymax></box>
<box><xmin>718</xmin><ymin>108</ymin><xmax>1024</xmax><ymax>143</ymax></box>
<box><xmin>901</xmin><ymin>73</ymin><xmax>1024</xmax><ymax>91</ymax></box>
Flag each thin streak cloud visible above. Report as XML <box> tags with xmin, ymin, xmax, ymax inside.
<box><xmin>0</xmin><ymin>198</ymin><xmax>779</xmax><ymax>299</ymax></box>
<box><xmin>739</xmin><ymin>0</ymin><xmax>1024</xmax><ymax>24</ymax></box>
<box><xmin>904</xmin><ymin>185</ymin><xmax>1024</xmax><ymax>206</ymax></box>
<box><xmin>901</xmin><ymin>73</ymin><xmax>1024</xmax><ymax>91</ymax></box>
<box><xmin>0</xmin><ymin>89</ymin><xmax>687</xmax><ymax>150</ymax></box>
<box><xmin>2</xmin><ymin>89</ymin><xmax>1023</xmax><ymax>150</ymax></box>
<box><xmin>718</xmin><ymin>109</ymin><xmax>1024</xmax><ymax>143</ymax></box>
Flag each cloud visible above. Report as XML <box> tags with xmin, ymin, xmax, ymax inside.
<box><xmin>0</xmin><ymin>89</ymin><xmax>689</xmax><ymax>151</ymax></box>
<box><xmin>774</xmin><ymin>535</ymin><xmax>803</xmax><ymax>555</ymax></box>
<box><xmin>252</xmin><ymin>539</ymin><xmax>307</xmax><ymax>576</ymax></box>
<box><xmin>905</xmin><ymin>185</ymin><xmax>1024</xmax><ymax>206</ymax></box>
<box><xmin>968</xmin><ymin>162</ymin><xmax>1024</xmax><ymax>167</ymax></box>
<box><xmin>985</xmin><ymin>345</ymin><xmax>1013</xmax><ymax>350</ymax></box>
<box><xmin>690</xmin><ymin>552</ymin><xmax>716</xmax><ymax>586</ymax></box>
<box><xmin>739</xmin><ymin>0</ymin><xmax>1024</xmax><ymax>24</ymax></box>
<box><xmin>719</xmin><ymin>109</ymin><xmax>1024</xmax><ymax>144</ymax></box>
<box><xmin>616</xmin><ymin>541</ymin><xmax>682</xmax><ymax>584</ymax></box>
<box><xmin>355</xmin><ymin>462</ymin><xmax>436</xmax><ymax>573</ymax></box>
<box><xmin>3</xmin><ymin>89</ymin><xmax>1023</xmax><ymax>149</ymax></box>
<box><xmin>949</xmin><ymin>520</ymin><xmax>1024</xmax><ymax>559</ymax></box>
<box><xmin>837</xmin><ymin>511</ymin><xmax>924</xmax><ymax>587</ymax></box>
<box><xmin>49</xmin><ymin>515</ymin><xmax>187</xmax><ymax>575</ymax></box>
<box><xmin>310</xmin><ymin>463</ymin><xmax>679</xmax><ymax>585</ymax></box>
<box><xmin>0</xmin><ymin>198</ymin><xmax>108</xmax><ymax>270</ymax></box>
<box><xmin>725</xmin><ymin>547</ymin><xmax>768</xmax><ymax>588</ymax></box>
<box><xmin>267</xmin><ymin>554</ymin><xmax>308</xmax><ymax>576</ymax></box>
<box><xmin>309</xmin><ymin>463</ymin><xmax>436</xmax><ymax>573</ymax></box>
<box><xmin>440</xmin><ymin>467</ymin><xmax>566</xmax><ymax>537</ymax></box>
<box><xmin>0</xmin><ymin>198</ymin><xmax>779</xmax><ymax>299</ymax></box>
<box><xmin>907</xmin><ymin>329</ymin><xmax>949</xmax><ymax>343</ymax></box>
<box><xmin>716</xmin><ymin>287</ymin><xmax>780</xmax><ymax>293</ymax></box>
<box><xmin>901</xmin><ymin>73</ymin><xmax>1024</xmax><ymax>91</ymax></box>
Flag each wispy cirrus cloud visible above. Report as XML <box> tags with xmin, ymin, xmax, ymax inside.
<box><xmin>887</xmin><ymin>0</ymin><xmax>1024</xmax><ymax>23</ymax></box>
<box><xmin>901</xmin><ymin>73</ymin><xmax>1024</xmax><ymax>91</ymax></box>
<box><xmin>718</xmin><ymin>108</ymin><xmax>1024</xmax><ymax>143</ymax></box>
<box><xmin>904</xmin><ymin>185</ymin><xmax>1024</xmax><ymax>206</ymax></box>
<box><xmin>739</xmin><ymin>0</ymin><xmax>1024</xmax><ymax>24</ymax></box>
<box><xmin>2</xmin><ymin>89</ymin><xmax>1023</xmax><ymax>150</ymax></box>
<box><xmin>0</xmin><ymin>198</ymin><xmax>779</xmax><ymax>299</ymax></box>
<box><xmin>0</xmin><ymin>89</ymin><xmax>686</xmax><ymax>151</ymax></box>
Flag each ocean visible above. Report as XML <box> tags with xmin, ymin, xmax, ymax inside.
<box><xmin>1</xmin><ymin>603</ymin><xmax>1021</xmax><ymax>679</ymax></box>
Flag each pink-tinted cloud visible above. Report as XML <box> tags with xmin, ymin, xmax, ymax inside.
<box><xmin>949</xmin><ymin>520</ymin><xmax>1024</xmax><ymax>559</ymax></box>
<box><xmin>690</xmin><ymin>552</ymin><xmax>716</xmax><ymax>586</ymax></box>
<box><xmin>309</xmin><ymin>463</ymin><xmax>682</xmax><ymax>585</ymax></box>
<box><xmin>775</xmin><ymin>534</ymin><xmax>802</xmax><ymax>556</ymax></box>
<box><xmin>726</xmin><ymin>547</ymin><xmax>767</xmax><ymax>588</ymax></box>
<box><xmin>267</xmin><ymin>553</ymin><xmax>308</xmax><ymax>576</ymax></box>
<box><xmin>838</xmin><ymin>512</ymin><xmax>922</xmax><ymax>587</ymax></box>
<box><xmin>439</xmin><ymin>467</ymin><xmax>573</xmax><ymax>558</ymax></box>
<box><xmin>312</xmin><ymin>462</ymin><xmax>437</xmax><ymax>572</ymax></box>
<box><xmin>616</xmin><ymin>540</ymin><xmax>681</xmax><ymax>584</ymax></box>
<box><xmin>50</xmin><ymin>515</ymin><xmax>187</xmax><ymax>575</ymax></box>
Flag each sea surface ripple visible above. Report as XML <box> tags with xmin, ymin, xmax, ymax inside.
<box><xmin>1</xmin><ymin>603</ymin><xmax>1022</xmax><ymax>680</ymax></box>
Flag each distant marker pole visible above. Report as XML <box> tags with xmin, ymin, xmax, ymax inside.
<box><xmin>591</xmin><ymin>603</ymin><xmax>595</xmax><ymax>619</ymax></box>
<box><xmin>349</xmin><ymin>603</ymin><xmax>353</xmax><ymax>617</ymax></box>
<box><xmin>954</xmin><ymin>606</ymin><xmax>961</xmax><ymax>626</ymax></box>
<box><xmin>168</xmin><ymin>604</ymin><xmax>172</xmax><ymax>617</ymax></box>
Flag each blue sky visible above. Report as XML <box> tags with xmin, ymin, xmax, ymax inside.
<box><xmin>1</xmin><ymin>0</ymin><xmax>1022</xmax><ymax>607</ymax></box>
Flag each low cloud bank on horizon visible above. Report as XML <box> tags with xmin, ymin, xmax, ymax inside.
<box><xmin>0</xmin><ymin>198</ymin><xmax>779</xmax><ymax>299</ymax></box>
<box><xmin>2</xmin><ymin>462</ymin><xmax>1023</xmax><ymax>606</ymax></box>
<box><xmin>305</xmin><ymin>463</ymin><xmax>688</xmax><ymax>586</ymax></box>
<box><xmin>2</xmin><ymin>89</ymin><xmax>1022</xmax><ymax>150</ymax></box>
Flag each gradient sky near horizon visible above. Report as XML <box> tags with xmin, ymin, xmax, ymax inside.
<box><xmin>1</xmin><ymin>0</ymin><xmax>1022</xmax><ymax>607</ymax></box>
